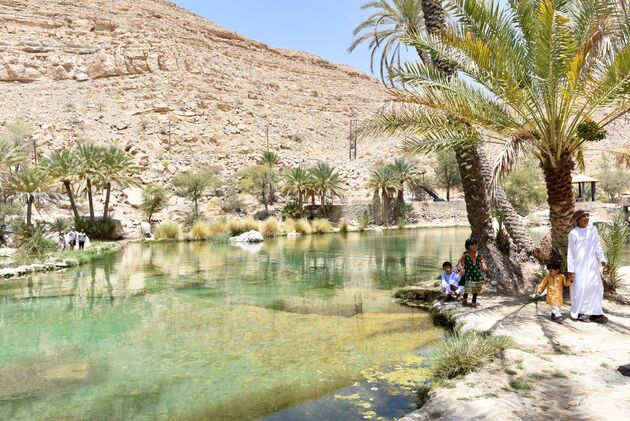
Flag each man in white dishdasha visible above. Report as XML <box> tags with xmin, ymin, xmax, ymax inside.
<box><xmin>566</xmin><ymin>210</ymin><xmax>608</xmax><ymax>323</ymax></box>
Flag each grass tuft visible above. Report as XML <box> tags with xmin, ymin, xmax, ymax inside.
<box><xmin>260</xmin><ymin>217</ymin><xmax>281</xmax><ymax>237</ymax></box>
<box><xmin>189</xmin><ymin>221</ymin><xmax>211</xmax><ymax>240</ymax></box>
<box><xmin>509</xmin><ymin>375</ymin><xmax>533</xmax><ymax>391</ymax></box>
<box><xmin>295</xmin><ymin>218</ymin><xmax>312</xmax><ymax>235</ymax></box>
<box><xmin>154</xmin><ymin>221</ymin><xmax>180</xmax><ymax>240</ymax></box>
<box><xmin>284</xmin><ymin>217</ymin><xmax>296</xmax><ymax>233</ymax></box>
<box><xmin>431</xmin><ymin>330</ymin><xmax>512</xmax><ymax>380</ymax></box>
<box><xmin>311</xmin><ymin>218</ymin><xmax>333</xmax><ymax>234</ymax></box>
<box><xmin>338</xmin><ymin>218</ymin><xmax>349</xmax><ymax>233</ymax></box>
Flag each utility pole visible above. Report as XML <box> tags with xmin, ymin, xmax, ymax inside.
<box><xmin>33</xmin><ymin>138</ymin><xmax>37</xmax><ymax>163</ymax></box>
<box><xmin>266</xmin><ymin>124</ymin><xmax>270</xmax><ymax>151</ymax></box>
<box><xmin>349</xmin><ymin>119</ymin><xmax>357</xmax><ymax>160</ymax></box>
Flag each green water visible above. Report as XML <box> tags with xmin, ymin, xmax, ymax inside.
<box><xmin>0</xmin><ymin>228</ymin><xmax>473</xmax><ymax>420</ymax></box>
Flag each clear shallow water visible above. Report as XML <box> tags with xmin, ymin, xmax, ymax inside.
<box><xmin>0</xmin><ymin>227</ymin><xmax>475</xmax><ymax>420</ymax></box>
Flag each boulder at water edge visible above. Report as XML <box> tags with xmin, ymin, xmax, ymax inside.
<box><xmin>229</xmin><ymin>230</ymin><xmax>264</xmax><ymax>243</ymax></box>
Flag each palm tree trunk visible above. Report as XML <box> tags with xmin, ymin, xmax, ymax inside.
<box><xmin>320</xmin><ymin>190</ymin><xmax>326</xmax><ymax>216</ymax></box>
<box><xmin>541</xmin><ymin>158</ymin><xmax>576</xmax><ymax>257</ymax></box>
<box><xmin>86</xmin><ymin>178</ymin><xmax>95</xmax><ymax>221</ymax></box>
<box><xmin>382</xmin><ymin>189</ymin><xmax>390</xmax><ymax>226</ymax></box>
<box><xmin>63</xmin><ymin>180</ymin><xmax>80</xmax><ymax>222</ymax></box>
<box><xmin>453</xmin><ymin>145</ymin><xmax>494</xmax><ymax>244</ymax></box>
<box><xmin>478</xmin><ymin>149</ymin><xmax>534</xmax><ymax>252</ymax></box>
<box><xmin>26</xmin><ymin>195</ymin><xmax>33</xmax><ymax>226</ymax></box>
<box><xmin>103</xmin><ymin>181</ymin><xmax>111</xmax><ymax>220</ymax></box>
<box><xmin>298</xmin><ymin>191</ymin><xmax>304</xmax><ymax>218</ymax></box>
<box><xmin>421</xmin><ymin>0</ymin><xmax>454</xmax><ymax>76</ymax></box>
<box><xmin>372</xmin><ymin>190</ymin><xmax>382</xmax><ymax>225</ymax></box>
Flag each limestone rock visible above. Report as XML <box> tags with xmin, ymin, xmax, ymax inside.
<box><xmin>123</xmin><ymin>187</ymin><xmax>143</xmax><ymax>208</ymax></box>
<box><xmin>229</xmin><ymin>230</ymin><xmax>264</xmax><ymax>243</ymax></box>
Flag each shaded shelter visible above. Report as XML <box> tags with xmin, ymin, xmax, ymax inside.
<box><xmin>572</xmin><ymin>173</ymin><xmax>598</xmax><ymax>202</ymax></box>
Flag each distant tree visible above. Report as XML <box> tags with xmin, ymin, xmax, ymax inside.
<box><xmin>281</xmin><ymin>167</ymin><xmax>312</xmax><ymax>217</ymax></box>
<box><xmin>173</xmin><ymin>169</ymin><xmax>218</xmax><ymax>221</ymax></box>
<box><xmin>99</xmin><ymin>146</ymin><xmax>139</xmax><ymax>219</ymax></box>
<box><xmin>75</xmin><ymin>143</ymin><xmax>104</xmax><ymax>221</ymax></box>
<box><xmin>5</xmin><ymin>165</ymin><xmax>56</xmax><ymax>226</ymax></box>
<box><xmin>502</xmin><ymin>160</ymin><xmax>547</xmax><ymax>215</ymax></box>
<box><xmin>432</xmin><ymin>151</ymin><xmax>461</xmax><ymax>202</ymax></box>
<box><xmin>367</xmin><ymin>164</ymin><xmax>398</xmax><ymax>225</ymax></box>
<box><xmin>5</xmin><ymin>119</ymin><xmax>33</xmax><ymax>152</ymax></box>
<box><xmin>597</xmin><ymin>154</ymin><xmax>630</xmax><ymax>201</ymax></box>
<box><xmin>240</xmin><ymin>165</ymin><xmax>279</xmax><ymax>212</ymax></box>
<box><xmin>40</xmin><ymin>149</ymin><xmax>80</xmax><ymax>222</ymax></box>
<box><xmin>391</xmin><ymin>158</ymin><xmax>420</xmax><ymax>204</ymax></box>
<box><xmin>309</xmin><ymin>162</ymin><xmax>345</xmax><ymax>216</ymax></box>
<box><xmin>141</xmin><ymin>184</ymin><xmax>169</xmax><ymax>222</ymax></box>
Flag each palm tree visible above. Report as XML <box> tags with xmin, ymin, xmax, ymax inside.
<box><xmin>367</xmin><ymin>164</ymin><xmax>398</xmax><ymax>225</ymax></box>
<box><xmin>309</xmin><ymin>162</ymin><xmax>345</xmax><ymax>216</ymax></box>
<box><xmin>0</xmin><ymin>138</ymin><xmax>25</xmax><ymax>172</ymax></box>
<box><xmin>41</xmin><ymin>149</ymin><xmax>80</xmax><ymax>222</ymax></box>
<box><xmin>99</xmin><ymin>146</ymin><xmax>139</xmax><ymax>219</ymax></box>
<box><xmin>349</xmin><ymin>0</ymin><xmax>428</xmax><ymax>81</ymax></box>
<box><xmin>5</xmin><ymin>165</ymin><xmax>56</xmax><ymax>226</ymax></box>
<box><xmin>258</xmin><ymin>151</ymin><xmax>280</xmax><ymax>168</ymax></box>
<box><xmin>391</xmin><ymin>158</ymin><xmax>419</xmax><ymax>204</ymax></box>
<box><xmin>75</xmin><ymin>144</ymin><xmax>104</xmax><ymax>221</ymax></box>
<box><xmin>281</xmin><ymin>167</ymin><xmax>312</xmax><ymax>216</ymax></box>
<box><xmin>367</xmin><ymin>0</ymin><xmax>630</xmax><ymax>254</ymax></box>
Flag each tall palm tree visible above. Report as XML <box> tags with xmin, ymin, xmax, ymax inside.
<box><xmin>309</xmin><ymin>162</ymin><xmax>345</xmax><ymax>216</ymax></box>
<box><xmin>281</xmin><ymin>167</ymin><xmax>312</xmax><ymax>216</ymax></box>
<box><xmin>349</xmin><ymin>0</ymin><xmax>428</xmax><ymax>81</ymax></box>
<box><xmin>0</xmin><ymin>138</ymin><xmax>25</xmax><ymax>172</ymax></box>
<box><xmin>258</xmin><ymin>151</ymin><xmax>280</xmax><ymax>168</ymax></box>
<box><xmin>41</xmin><ymin>149</ymin><xmax>80</xmax><ymax>222</ymax></box>
<box><xmin>98</xmin><ymin>147</ymin><xmax>139</xmax><ymax>219</ymax></box>
<box><xmin>75</xmin><ymin>143</ymin><xmax>104</xmax><ymax>221</ymax></box>
<box><xmin>5</xmin><ymin>165</ymin><xmax>56</xmax><ymax>226</ymax></box>
<box><xmin>367</xmin><ymin>164</ymin><xmax>399</xmax><ymax>225</ymax></box>
<box><xmin>367</xmin><ymin>0</ymin><xmax>630</xmax><ymax>254</ymax></box>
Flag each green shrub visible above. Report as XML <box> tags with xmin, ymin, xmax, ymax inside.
<box><xmin>221</xmin><ymin>192</ymin><xmax>246</xmax><ymax>214</ymax></box>
<box><xmin>261</xmin><ymin>217</ymin><xmax>281</xmax><ymax>237</ymax></box>
<box><xmin>281</xmin><ymin>202</ymin><xmax>303</xmax><ymax>219</ymax></box>
<box><xmin>431</xmin><ymin>331</ymin><xmax>512</xmax><ymax>380</ymax></box>
<box><xmin>18</xmin><ymin>225</ymin><xmax>57</xmax><ymax>256</ymax></box>
<box><xmin>600</xmin><ymin>211</ymin><xmax>630</xmax><ymax>292</ymax></box>
<box><xmin>338</xmin><ymin>218</ymin><xmax>349</xmax><ymax>233</ymax></box>
<box><xmin>284</xmin><ymin>217</ymin><xmax>296</xmax><ymax>233</ymax></box>
<box><xmin>295</xmin><ymin>218</ymin><xmax>312</xmax><ymax>235</ymax></box>
<box><xmin>75</xmin><ymin>218</ymin><xmax>120</xmax><ymax>240</ymax></box>
<box><xmin>509</xmin><ymin>376</ymin><xmax>533</xmax><ymax>391</ymax></box>
<box><xmin>154</xmin><ymin>221</ymin><xmax>180</xmax><ymax>240</ymax></box>
<box><xmin>311</xmin><ymin>218</ymin><xmax>333</xmax><ymax>234</ymax></box>
<box><xmin>397</xmin><ymin>217</ymin><xmax>405</xmax><ymax>230</ymax></box>
<box><xmin>189</xmin><ymin>221</ymin><xmax>211</xmax><ymax>240</ymax></box>
<box><xmin>208</xmin><ymin>232</ymin><xmax>231</xmax><ymax>243</ymax></box>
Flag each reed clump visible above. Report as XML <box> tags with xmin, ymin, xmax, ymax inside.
<box><xmin>311</xmin><ymin>218</ymin><xmax>333</xmax><ymax>234</ymax></box>
<box><xmin>154</xmin><ymin>221</ymin><xmax>181</xmax><ymax>240</ymax></box>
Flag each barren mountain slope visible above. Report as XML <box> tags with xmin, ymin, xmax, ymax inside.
<box><xmin>0</xmin><ymin>0</ymin><xmax>407</xmax><ymax>219</ymax></box>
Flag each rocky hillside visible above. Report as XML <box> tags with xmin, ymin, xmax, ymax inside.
<box><xmin>1</xmin><ymin>0</ymin><xmax>627</xmax><ymax>232</ymax></box>
<box><xmin>1</xmin><ymin>0</ymin><xmax>409</xmax><ymax>226</ymax></box>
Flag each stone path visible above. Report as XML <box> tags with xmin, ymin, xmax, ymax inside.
<box><xmin>401</xmin><ymin>270</ymin><xmax>630</xmax><ymax>421</ymax></box>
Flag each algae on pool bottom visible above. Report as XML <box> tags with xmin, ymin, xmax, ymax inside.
<box><xmin>0</xmin><ymin>229</ymin><xmax>470</xmax><ymax>420</ymax></box>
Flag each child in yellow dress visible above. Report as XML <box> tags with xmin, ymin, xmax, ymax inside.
<box><xmin>536</xmin><ymin>261</ymin><xmax>573</xmax><ymax>321</ymax></box>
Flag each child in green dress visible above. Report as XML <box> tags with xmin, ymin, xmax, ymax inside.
<box><xmin>457</xmin><ymin>238</ymin><xmax>488</xmax><ymax>307</ymax></box>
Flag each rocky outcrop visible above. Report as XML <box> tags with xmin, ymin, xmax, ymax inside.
<box><xmin>230</xmin><ymin>230</ymin><xmax>264</xmax><ymax>243</ymax></box>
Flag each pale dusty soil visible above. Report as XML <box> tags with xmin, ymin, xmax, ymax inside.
<box><xmin>401</xmin><ymin>266</ymin><xmax>630</xmax><ymax>421</ymax></box>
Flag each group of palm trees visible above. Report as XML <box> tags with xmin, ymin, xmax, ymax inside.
<box><xmin>280</xmin><ymin>159</ymin><xmax>345</xmax><ymax>217</ymax></box>
<box><xmin>367</xmin><ymin>159</ymin><xmax>419</xmax><ymax>225</ymax></box>
<box><xmin>351</xmin><ymin>0</ymin><xmax>630</xmax><ymax>260</ymax></box>
<box><xmin>0</xmin><ymin>138</ymin><xmax>137</xmax><ymax>227</ymax></box>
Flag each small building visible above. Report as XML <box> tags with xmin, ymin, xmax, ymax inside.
<box><xmin>572</xmin><ymin>173</ymin><xmax>598</xmax><ymax>202</ymax></box>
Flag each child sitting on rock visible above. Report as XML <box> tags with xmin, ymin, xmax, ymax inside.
<box><xmin>440</xmin><ymin>261</ymin><xmax>463</xmax><ymax>301</ymax></box>
<box><xmin>535</xmin><ymin>261</ymin><xmax>573</xmax><ymax>321</ymax></box>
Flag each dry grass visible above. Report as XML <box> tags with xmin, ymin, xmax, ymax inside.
<box><xmin>283</xmin><ymin>217</ymin><xmax>296</xmax><ymax>233</ymax></box>
<box><xmin>431</xmin><ymin>331</ymin><xmax>512</xmax><ymax>380</ymax></box>
<box><xmin>338</xmin><ymin>218</ymin><xmax>349</xmax><ymax>233</ymax></box>
<box><xmin>154</xmin><ymin>221</ymin><xmax>181</xmax><ymax>240</ymax></box>
<box><xmin>295</xmin><ymin>218</ymin><xmax>312</xmax><ymax>235</ymax></box>
<box><xmin>260</xmin><ymin>217</ymin><xmax>281</xmax><ymax>237</ymax></box>
<box><xmin>311</xmin><ymin>218</ymin><xmax>333</xmax><ymax>234</ymax></box>
<box><xmin>189</xmin><ymin>221</ymin><xmax>211</xmax><ymax>240</ymax></box>
<box><xmin>242</xmin><ymin>216</ymin><xmax>259</xmax><ymax>232</ymax></box>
